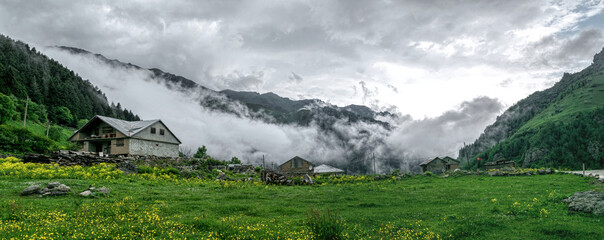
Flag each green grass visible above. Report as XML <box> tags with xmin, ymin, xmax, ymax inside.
<box><xmin>1</xmin><ymin>161</ymin><xmax>603</xmax><ymax>239</ymax></box>
<box><xmin>4</xmin><ymin>120</ymin><xmax>75</xmax><ymax>145</ymax></box>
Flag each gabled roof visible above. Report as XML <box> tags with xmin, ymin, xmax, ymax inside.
<box><xmin>420</xmin><ymin>157</ymin><xmax>440</xmax><ymax>166</ymax></box>
<box><xmin>69</xmin><ymin>115</ymin><xmax>182</xmax><ymax>143</ymax></box>
<box><xmin>441</xmin><ymin>156</ymin><xmax>460</xmax><ymax>163</ymax></box>
<box><xmin>280</xmin><ymin>156</ymin><xmax>312</xmax><ymax>167</ymax></box>
<box><xmin>313</xmin><ymin>164</ymin><xmax>344</xmax><ymax>174</ymax></box>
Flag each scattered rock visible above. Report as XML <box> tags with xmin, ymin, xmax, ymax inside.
<box><xmin>98</xmin><ymin>187</ymin><xmax>111</xmax><ymax>194</ymax></box>
<box><xmin>545</xmin><ymin>168</ymin><xmax>552</xmax><ymax>174</ymax></box>
<box><xmin>116</xmin><ymin>161</ymin><xmax>138</xmax><ymax>174</ymax></box>
<box><xmin>537</xmin><ymin>169</ymin><xmax>545</xmax><ymax>175</ymax></box>
<box><xmin>261</xmin><ymin>171</ymin><xmax>288</xmax><ymax>184</ymax></box>
<box><xmin>21</xmin><ymin>185</ymin><xmax>41</xmax><ymax>196</ymax></box>
<box><xmin>216</xmin><ymin>172</ymin><xmax>227</xmax><ymax>180</ymax></box>
<box><xmin>442</xmin><ymin>174</ymin><xmax>449</xmax><ymax>178</ymax></box>
<box><xmin>79</xmin><ymin>190</ymin><xmax>92</xmax><ymax>197</ymax></box>
<box><xmin>563</xmin><ymin>191</ymin><xmax>604</xmax><ymax>215</ymax></box>
<box><xmin>47</xmin><ymin>182</ymin><xmax>61</xmax><ymax>189</ymax></box>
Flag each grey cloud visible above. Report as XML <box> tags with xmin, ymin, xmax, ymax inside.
<box><xmin>216</xmin><ymin>71</ymin><xmax>265</xmax><ymax>90</ymax></box>
<box><xmin>288</xmin><ymin>72</ymin><xmax>303</xmax><ymax>83</ymax></box>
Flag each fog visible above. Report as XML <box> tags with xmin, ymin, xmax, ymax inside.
<box><xmin>43</xmin><ymin>48</ymin><xmax>504</xmax><ymax>173</ymax></box>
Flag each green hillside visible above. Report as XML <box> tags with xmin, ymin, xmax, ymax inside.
<box><xmin>460</xmin><ymin>48</ymin><xmax>604</xmax><ymax>170</ymax></box>
<box><xmin>0</xmin><ymin>34</ymin><xmax>139</xmax><ymax>127</ymax></box>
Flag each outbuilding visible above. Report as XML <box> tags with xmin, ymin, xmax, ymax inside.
<box><xmin>419</xmin><ymin>156</ymin><xmax>460</xmax><ymax>174</ymax></box>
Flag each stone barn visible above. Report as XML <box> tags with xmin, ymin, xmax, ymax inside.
<box><xmin>279</xmin><ymin>156</ymin><xmax>314</xmax><ymax>176</ymax></box>
<box><xmin>419</xmin><ymin>156</ymin><xmax>460</xmax><ymax>174</ymax></box>
<box><xmin>69</xmin><ymin>115</ymin><xmax>181</xmax><ymax>157</ymax></box>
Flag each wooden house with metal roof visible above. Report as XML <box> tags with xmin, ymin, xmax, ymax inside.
<box><xmin>68</xmin><ymin>115</ymin><xmax>181</xmax><ymax>157</ymax></box>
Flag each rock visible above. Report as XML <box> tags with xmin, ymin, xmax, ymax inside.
<box><xmin>216</xmin><ymin>172</ymin><xmax>227</xmax><ymax>180</ymax></box>
<box><xmin>537</xmin><ymin>169</ymin><xmax>545</xmax><ymax>175</ymax></box>
<box><xmin>21</xmin><ymin>185</ymin><xmax>41</xmax><ymax>196</ymax></box>
<box><xmin>303</xmin><ymin>174</ymin><xmax>315</xmax><ymax>185</ymax></box>
<box><xmin>97</xmin><ymin>187</ymin><xmax>110</xmax><ymax>194</ymax></box>
<box><xmin>79</xmin><ymin>190</ymin><xmax>92</xmax><ymax>197</ymax></box>
<box><xmin>563</xmin><ymin>191</ymin><xmax>604</xmax><ymax>215</ymax></box>
<box><xmin>47</xmin><ymin>182</ymin><xmax>61</xmax><ymax>189</ymax></box>
<box><xmin>442</xmin><ymin>174</ymin><xmax>449</xmax><ymax>178</ymax></box>
<box><xmin>116</xmin><ymin>161</ymin><xmax>138</xmax><ymax>174</ymax></box>
<box><xmin>286</xmin><ymin>180</ymin><xmax>294</xmax><ymax>186</ymax></box>
<box><xmin>545</xmin><ymin>168</ymin><xmax>552</xmax><ymax>174</ymax></box>
<box><xmin>56</xmin><ymin>184</ymin><xmax>71</xmax><ymax>192</ymax></box>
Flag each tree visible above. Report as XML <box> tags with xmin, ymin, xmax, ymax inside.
<box><xmin>77</xmin><ymin>119</ymin><xmax>89</xmax><ymax>129</ymax></box>
<box><xmin>0</xmin><ymin>92</ymin><xmax>17</xmax><ymax>124</ymax></box>
<box><xmin>52</xmin><ymin>106</ymin><xmax>74</xmax><ymax>126</ymax></box>
<box><xmin>48</xmin><ymin>126</ymin><xmax>63</xmax><ymax>141</ymax></box>
<box><xmin>193</xmin><ymin>146</ymin><xmax>207</xmax><ymax>159</ymax></box>
<box><xmin>230</xmin><ymin>156</ymin><xmax>241</xmax><ymax>164</ymax></box>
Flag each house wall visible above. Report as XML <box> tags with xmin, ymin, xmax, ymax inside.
<box><xmin>129</xmin><ymin>139</ymin><xmax>179</xmax><ymax>157</ymax></box>
<box><xmin>110</xmin><ymin>138</ymin><xmax>130</xmax><ymax>155</ymax></box>
<box><xmin>280</xmin><ymin>158</ymin><xmax>314</xmax><ymax>176</ymax></box>
<box><xmin>134</xmin><ymin>122</ymin><xmax>180</xmax><ymax>144</ymax></box>
<box><xmin>424</xmin><ymin>160</ymin><xmax>447</xmax><ymax>174</ymax></box>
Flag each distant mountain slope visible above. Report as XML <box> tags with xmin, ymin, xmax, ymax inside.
<box><xmin>459</xmin><ymin>48</ymin><xmax>604</xmax><ymax>169</ymax></box>
<box><xmin>0</xmin><ymin>35</ymin><xmax>139</xmax><ymax>126</ymax></box>
<box><xmin>54</xmin><ymin>46</ymin><xmax>391</xmax><ymax>128</ymax></box>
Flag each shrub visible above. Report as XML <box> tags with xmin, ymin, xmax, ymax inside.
<box><xmin>306</xmin><ymin>208</ymin><xmax>344</xmax><ymax>240</ymax></box>
<box><xmin>0</xmin><ymin>93</ymin><xmax>17</xmax><ymax>124</ymax></box>
<box><xmin>137</xmin><ymin>165</ymin><xmax>153</xmax><ymax>174</ymax></box>
<box><xmin>0</xmin><ymin>124</ymin><xmax>55</xmax><ymax>153</ymax></box>
<box><xmin>424</xmin><ymin>171</ymin><xmax>434</xmax><ymax>176</ymax></box>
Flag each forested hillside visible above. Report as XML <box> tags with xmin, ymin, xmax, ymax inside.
<box><xmin>0</xmin><ymin>35</ymin><xmax>139</xmax><ymax>127</ymax></box>
<box><xmin>459</xmin><ymin>48</ymin><xmax>604</xmax><ymax>169</ymax></box>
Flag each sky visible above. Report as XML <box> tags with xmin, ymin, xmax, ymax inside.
<box><xmin>0</xmin><ymin>0</ymin><xmax>603</xmax><ymax>167</ymax></box>
<box><xmin>1</xmin><ymin>0</ymin><xmax>603</xmax><ymax>117</ymax></box>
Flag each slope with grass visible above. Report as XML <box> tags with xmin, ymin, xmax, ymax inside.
<box><xmin>1</xmin><ymin>156</ymin><xmax>603</xmax><ymax>239</ymax></box>
<box><xmin>460</xmin><ymin>48</ymin><xmax>604</xmax><ymax>170</ymax></box>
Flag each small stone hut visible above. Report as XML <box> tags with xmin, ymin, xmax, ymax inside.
<box><xmin>419</xmin><ymin>156</ymin><xmax>460</xmax><ymax>174</ymax></box>
<box><xmin>279</xmin><ymin>156</ymin><xmax>314</xmax><ymax>176</ymax></box>
<box><xmin>69</xmin><ymin>115</ymin><xmax>181</xmax><ymax>157</ymax></box>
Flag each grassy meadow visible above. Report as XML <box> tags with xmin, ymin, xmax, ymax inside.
<box><xmin>1</xmin><ymin>156</ymin><xmax>603</xmax><ymax>240</ymax></box>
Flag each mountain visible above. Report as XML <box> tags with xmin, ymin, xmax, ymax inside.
<box><xmin>459</xmin><ymin>48</ymin><xmax>604</xmax><ymax>170</ymax></box>
<box><xmin>0</xmin><ymin>35</ymin><xmax>139</xmax><ymax>126</ymax></box>
<box><xmin>54</xmin><ymin>46</ymin><xmax>392</xmax><ymax>129</ymax></box>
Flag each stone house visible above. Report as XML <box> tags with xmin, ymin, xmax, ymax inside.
<box><xmin>419</xmin><ymin>156</ymin><xmax>460</xmax><ymax>174</ymax></box>
<box><xmin>68</xmin><ymin>115</ymin><xmax>181</xmax><ymax>157</ymax></box>
<box><xmin>279</xmin><ymin>156</ymin><xmax>314</xmax><ymax>176</ymax></box>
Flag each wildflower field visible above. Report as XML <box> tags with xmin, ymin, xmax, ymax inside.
<box><xmin>1</xmin><ymin>157</ymin><xmax>603</xmax><ymax>239</ymax></box>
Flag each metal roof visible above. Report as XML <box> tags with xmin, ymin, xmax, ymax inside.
<box><xmin>313</xmin><ymin>164</ymin><xmax>344</xmax><ymax>174</ymax></box>
<box><xmin>96</xmin><ymin>115</ymin><xmax>158</xmax><ymax>137</ymax></box>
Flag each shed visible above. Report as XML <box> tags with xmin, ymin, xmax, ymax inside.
<box><xmin>69</xmin><ymin>115</ymin><xmax>181</xmax><ymax>157</ymax></box>
<box><xmin>279</xmin><ymin>156</ymin><xmax>314</xmax><ymax>176</ymax></box>
<box><xmin>313</xmin><ymin>164</ymin><xmax>344</xmax><ymax>175</ymax></box>
<box><xmin>483</xmin><ymin>159</ymin><xmax>516</xmax><ymax>170</ymax></box>
<box><xmin>419</xmin><ymin>156</ymin><xmax>460</xmax><ymax>174</ymax></box>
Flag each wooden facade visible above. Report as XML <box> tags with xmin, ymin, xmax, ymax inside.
<box><xmin>279</xmin><ymin>156</ymin><xmax>314</xmax><ymax>176</ymax></box>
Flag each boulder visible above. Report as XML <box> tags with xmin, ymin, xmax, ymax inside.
<box><xmin>21</xmin><ymin>185</ymin><xmax>41</xmax><ymax>196</ymax></box>
<box><xmin>563</xmin><ymin>191</ymin><xmax>604</xmax><ymax>215</ymax></box>
<box><xmin>79</xmin><ymin>190</ymin><xmax>92</xmax><ymax>197</ymax></box>
<box><xmin>47</xmin><ymin>182</ymin><xmax>61</xmax><ymax>189</ymax></box>
<box><xmin>98</xmin><ymin>187</ymin><xmax>110</xmax><ymax>194</ymax></box>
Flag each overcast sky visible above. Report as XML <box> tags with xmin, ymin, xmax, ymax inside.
<box><xmin>1</xmin><ymin>0</ymin><xmax>603</xmax><ymax>118</ymax></box>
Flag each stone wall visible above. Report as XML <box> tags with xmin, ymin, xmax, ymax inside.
<box><xmin>129</xmin><ymin>139</ymin><xmax>179</xmax><ymax>157</ymax></box>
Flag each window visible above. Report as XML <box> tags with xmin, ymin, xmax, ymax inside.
<box><xmin>150</xmin><ymin>127</ymin><xmax>156</xmax><ymax>134</ymax></box>
<box><xmin>102</xmin><ymin>127</ymin><xmax>114</xmax><ymax>134</ymax></box>
<box><xmin>116</xmin><ymin>139</ymin><xmax>124</xmax><ymax>146</ymax></box>
<box><xmin>160</xmin><ymin>129</ymin><xmax>165</xmax><ymax>135</ymax></box>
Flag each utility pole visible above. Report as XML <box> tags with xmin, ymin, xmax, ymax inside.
<box><xmin>46</xmin><ymin>121</ymin><xmax>50</xmax><ymax>137</ymax></box>
<box><xmin>262</xmin><ymin>155</ymin><xmax>265</xmax><ymax>170</ymax></box>
<box><xmin>23</xmin><ymin>96</ymin><xmax>29</xmax><ymax>127</ymax></box>
<box><xmin>373</xmin><ymin>152</ymin><xmax>376</xmax><ymax>175</ymax></box>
